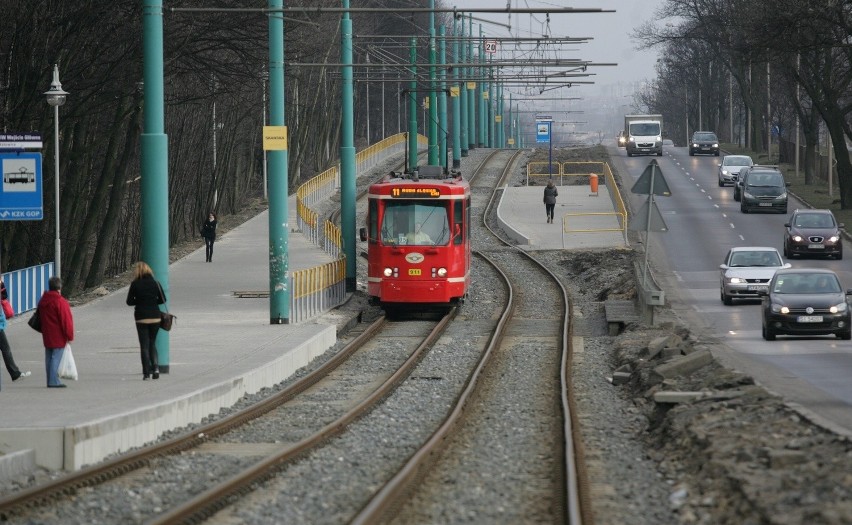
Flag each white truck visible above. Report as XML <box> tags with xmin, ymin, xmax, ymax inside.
<box><xmin>624</xmin><ymin>114</ymin><xmax>663</xmax><ymax>157</ymax></box>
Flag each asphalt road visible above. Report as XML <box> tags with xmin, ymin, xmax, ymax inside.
<box><xmin>611</xmin><ymin>143</ymin><xmax>852</xmax><ymax>435</ymax></box>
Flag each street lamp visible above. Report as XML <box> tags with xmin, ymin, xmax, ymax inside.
<box><xmin>44</xmin><ymin>64</ymin><xmax>68</xmax><ymax>278</ymax></box>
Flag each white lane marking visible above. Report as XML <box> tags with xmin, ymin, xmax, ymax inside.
<box><xmin>730</xmin><ymin>223</ymin><xmax>736</xmax><ymax>229</ymax></box>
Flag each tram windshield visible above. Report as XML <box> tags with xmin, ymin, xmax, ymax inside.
<box><xmin>381</xmin><ymin>202</ymin><xmax>450</xmax><ymax>246</ymax></box>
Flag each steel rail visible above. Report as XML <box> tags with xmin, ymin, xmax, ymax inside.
<box><xmin>147</xmin><ymin>310</ymin><xmax>458</xmax><ymax>525</ymax></box>
<box><xmin>349</xmin><ymin>150</ymin><xmax>520</xmax><ymax>523</ymax></box>
<box><xmin>481</xmin><ymin>151</ymin><xmax>590</xmax><ymax>525</ymax></box>
<box><xmin>0</xmin><ymin>315</ymin><xmax>388</xmax><ymax>519</ymax></box>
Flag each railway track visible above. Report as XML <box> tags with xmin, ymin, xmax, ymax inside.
<box><xmin>0</xmin><ymin>149</ymin><xmax>591</xmax><ymax>524</ymax></box>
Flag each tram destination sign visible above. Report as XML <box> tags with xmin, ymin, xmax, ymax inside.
<box><xmin>391</xmin><ymin>187</ymin><xmax>442</xmax><ymax>198</ymax></box>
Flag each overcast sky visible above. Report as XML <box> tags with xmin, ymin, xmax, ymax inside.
<box><xmin>460</xmin><ymin>0</ymin><xmax>668</xmax><ymax>92</ymax></box>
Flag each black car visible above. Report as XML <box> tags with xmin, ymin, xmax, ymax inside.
<box><xmin>689</xmin><ymin>131</ymin><xmax>719</xmax><ymax>156</ymax></box>
<box><xmin>783</xmin><ymin>209</ymin><xmax>844</xmax><ymax>259</ymax></box>
<box><xmin>760</xmin><ymin>268</ymin><xmax>852</xmax><ymax>340</ymax></box>
<box><xmin>735</xmin><ymin>166</ymin><xmax>789</xmax><ymax>213</ymax></box>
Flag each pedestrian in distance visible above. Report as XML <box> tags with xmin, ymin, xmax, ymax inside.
<box><xmin>0</xmin><ymin>279</ymin><xmax>31</xmax><ymax>388</ymax></box>
<box><xmin>126</xmin><ymin>261</ymin><xmax>166</xmax><ymax>380</ymax></box>
<box><xmin>201</xmin><ymin>212</ymin><xmax>217</xmax><ymax>263</ymax></box>
<box><xmin>543</xmin><ymin>180</ymin><xmax>559</xmax><ymax>223</ymax></box>
<box><xmin>37</xmin><ymin>276</ymin><xmax>74</xmax><ymax>388</ymax></box>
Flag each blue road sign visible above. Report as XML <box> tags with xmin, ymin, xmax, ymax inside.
<box><xmin>0</xmin><ymin>152</ymin><xmax>43</xmax><ymax>220</ymax></box>
<box><xmin>536</xmin><ymin>120</ymin><xmax>551</xmax><ymax>143</ymax></box>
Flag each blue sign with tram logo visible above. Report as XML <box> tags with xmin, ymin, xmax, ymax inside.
<box><xmin>536</xmin><ymin>120</ymin><xmax>551</xmax><ymax>143</ymax></box>
<box><xmin>0</xmin><ymin>152</ymin><xmax>43</xmax><ymax>220</ymax></box>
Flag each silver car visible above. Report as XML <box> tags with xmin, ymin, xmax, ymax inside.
<box><xmin>718</xmin><ymin>154</ymin><xmax>754</xmax><ymax>187</ymax></box>
<box><xmin>720</xmin><ymin>246</ymin><xmax>790</xmax><ymax>305</ymax></box>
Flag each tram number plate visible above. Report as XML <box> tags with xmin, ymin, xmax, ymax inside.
<box><xmin>797</xmin><ymin>315</ymin><xmax>823</xmax><ymax>323</ymax></box>
<box><xmin>408</xmin><ymin>268</ymin><xmax>422</xmax><ymax>276</ymax></box>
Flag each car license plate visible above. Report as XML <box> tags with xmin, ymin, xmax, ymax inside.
<box><xmin>758</xmin><ymin>202</ymin><xmax>772</xmax><ymax>207</ymax></box>
<box><xmin>408</xmin><ymin>268</ymin><xmax>421</xmax><ymax>276</ymax></box>
<box><xmin>797</xmin><ymin>315</ymin><xmax>823</xmax><ymax>323</ymax></box>
<box><xmin>808</xmin><ymin>244</ymin><xmax>824</xmax><ymax>249</ymax></box>
<box><xmin>747</xmin><ymin>285</ymin><xmax>768</xmax><ymax>292</ymax></box>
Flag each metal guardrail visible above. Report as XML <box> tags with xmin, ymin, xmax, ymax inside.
<box><xmin>2</xmin><ymin>263</ymin><xmax>54</xmax><ymax>316</ymax></box>
<box><xmin>290</xmin><ymin>133</ymin><xmax>427</xmax><ymax>323</ymax></box>
<box><xmin>558</xmin><ymin>162</ymin><xmax>628</xmax><ymax>235</ymax></box>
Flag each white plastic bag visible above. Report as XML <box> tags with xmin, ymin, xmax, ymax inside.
<box><xmin>58</xmin><ymin>343</ymin><xmax>78</xmax><ymax>381</ymax></box>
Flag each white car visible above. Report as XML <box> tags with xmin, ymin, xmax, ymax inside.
<box><xmin>718</xmin><ymin>154</ymin><xmax>754</xmax><ymax>187</ymax></box>
<box><xmin>720</xmin><ymin>246</ymin><xmax>790</xmax><ymax>305</ymax></box>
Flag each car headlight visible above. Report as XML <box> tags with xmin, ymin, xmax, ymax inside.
<box><xmin>713</xmin><ymin>143</ymin><xmax>719</xmax><ymax>147</ymax></box>
<box><xmin>771</xmin><ymin>303</ymin><xmax>789</xmax><ymax>314</ymax></box>
<box><xmin>728</xmin><ymin>277</ymin><xmax>746</xmax><ymax>284</ymax></box>
<box><xmin>831</xmin><ymin>302</ymin><xmax>848</xmax><ymax>313</ymax></box>
<box><xmin>743</xmin><ymin>191</ymin><xmax>754</xmax><ymax>199</ymax></box>
<box><xmin>829</xmin><ymin>235</ymin><xmax>840</xmax><ymax>243</ymax></box>
<box><xmin>692</xmin><ymin>143</ymin><xmax>698</xmax><ymax>147</ymax></box>
<box><xmin>655</xmin><ymin>135</ymin><xmax>662</xmax><ymax>142</ymax></box>
<box><xmin>778</xmin><ymin>192</ymin><xmax>787</xmax><ymax>200</ymax></box>
<box><xmin>792</xmin><ymin>235</ymin><xmax>803</xmax><ymax>242</ymax></box>
<box><xmin>722</xmin><ymin>169</ymin><xmax>729</xmax><ymax>175</ymax></box>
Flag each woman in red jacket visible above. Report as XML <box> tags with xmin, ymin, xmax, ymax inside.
<box><xmin>37</xmin><ymin>277</ymin><xmax>74</xmax><ymax>388</ymax></box>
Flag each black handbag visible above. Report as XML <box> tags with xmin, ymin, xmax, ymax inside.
<box><xmin>160</xmin><ymin>311</ymin><xmax>176</xmax><ymax>331</ymax></box>
<box><xmin>28</xmin><ymin>308</ymin><xmax>42</xmax><ymax>332</ymax></box>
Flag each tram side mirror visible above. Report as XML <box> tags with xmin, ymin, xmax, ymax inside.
<box><xmin>359</xmin><ymin>227</ymin><xmax>367</xmax><ymax>241</ymax></box>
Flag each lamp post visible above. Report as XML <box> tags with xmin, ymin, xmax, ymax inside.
<box><xmin>44</xmin><ymin>64</ymin><xmax>68</xmax><ymax>278</ymax></box>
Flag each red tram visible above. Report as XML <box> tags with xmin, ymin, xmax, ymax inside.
<box><xmin>361</xmin><ymin>167</ymin><xmax>471</xmax><ymax>314</ymax></box>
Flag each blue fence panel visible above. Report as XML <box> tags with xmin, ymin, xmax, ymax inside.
<box><xmin>2</xmin><ymin>262</ymin><xmax>53</xmax><ymax>316</ymax></box>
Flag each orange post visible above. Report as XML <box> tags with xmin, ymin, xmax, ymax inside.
<box><xmin>589</xmin><ymin>173</ymin><xmax>599</xmax><ymax>195</ymax></box>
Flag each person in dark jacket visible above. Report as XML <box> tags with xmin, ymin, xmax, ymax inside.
<box><xmin>37</xmin><ymin>277</ymin><xmax>74</xmax><ymax>388</ymax></box>
<box><xmin>126</xmin><ymin>262</ymin><xmax>166</xmax><ymax>380</ymax></box>
<box><xmin>201</xmin><ymin>212</ymin><xmax>217</xmax><ymax>262</ymax></box>
<box><xmin>543</xmin><ymin>180</ymin><xmax>559</xmax><ymax>223</ymax></box>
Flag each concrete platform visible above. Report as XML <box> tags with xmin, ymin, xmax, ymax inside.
<box><xmin>496</xmin><ymin>183</ymin><xmax>628</xmax><ymax>250</ymax></box>
<box><xmin>0</xmin><ymin>195</ymin><xmax>344</xmax><ymax>473</ymax></box>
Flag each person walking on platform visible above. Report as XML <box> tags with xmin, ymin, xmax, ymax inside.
<box><xmin>543</xmin><ymin>180</ymin><xmax>559</xmax><ymax>223</ymax></box>
<box><xmin>201</xmin><ymin>212</ymin><xmax>217</xmax><ymax>262</ymax></box>
<box><xmin>38</xmin><ymin>276</ymin><xmax>74</xmax><ymax>388</ymax></box>
<box><xmin>0</xmin><ymin>279</ymin><xmax>31</xmax><ymax>385</ymax></box>
<box><xmin>126</xmin><ymin>262</ymin><xmax>166</xmax><ymax>380</ymax></box>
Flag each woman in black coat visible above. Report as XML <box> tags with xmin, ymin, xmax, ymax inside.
<box><xmin>201</xmin><ymin>212</ymin><xmax>217</xmax><ymax>262</ymax></box>
<box><xmin>126</xmin><ymin>261</ymin><xmax>165</xmax><ymax>380</ymax></box>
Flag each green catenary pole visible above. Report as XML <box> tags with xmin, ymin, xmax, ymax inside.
<box><xmin>408</xmin><ymin>37</ymin><xmax>418</xmax><ymax>173</ymax></box>
<box><xmin>451</xmin><ymin>17</ymin><xmax>462</xmax><ymax>167</ymax></box>
<box><xmin>478</xmin><ymin>25</ymin><xmax>486</xmax><ymax>148</ymax></box>
<box><xmin>141</xmin><ymin>0</ymin><xmax>171</xmax><ymax>370</ymax></box>
<box><xmin>341</xmin><ymin>0</ymin><xmax>356</xmax><ymax>291</ymax></box>
<box><xmin>438</xmin><ymin>25</ymin><xmax>448</xmax><ymax>169</ymax></box>
<box><xmin>467</xmin><ymin>15</ymin><xmax>476</xmax><ymax>151</ymax></box>
<box><xmin>268</xmin><ymin>0</ymin><xmax>290</xmax><ymax>323</ymax></box>
<box><xmin>457</xmin><ymin>13</ymin><xmax>468</xmax><ymax>159</ymax></box>
<box><xmin>427</xmin><ymin>1</ymin><xmax>438</xmax><ymax>165</ymax></box>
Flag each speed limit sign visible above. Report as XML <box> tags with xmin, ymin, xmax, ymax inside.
<box><xmin>484</xmin><ymin>40</ymin><xmax>498</xmax><ymax>54</ymax></box>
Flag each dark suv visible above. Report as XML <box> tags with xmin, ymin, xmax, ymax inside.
<box><xmin>735</xmin><ymin>166</ymin><xmax>789</xmax><ymax>214</ymax></box>
<box><xmin>783</xmin><ymin>209</ymin><xmax>844</xmax><ymax>259</ymax></box>
<box><xmin>689</xmin><ymin>131</ymin><xmax>719</xmax><ymax>156</ymax></box>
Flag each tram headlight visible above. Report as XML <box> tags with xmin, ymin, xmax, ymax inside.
<box><xmin>383</xmin><ymin>267</ymin><xmax>393</xmax><ymax>277</ymax></box>
<box><xmin>437</xmin><ymin>267</ymin><xmax>447</xmax><ymax>277</ymax></box>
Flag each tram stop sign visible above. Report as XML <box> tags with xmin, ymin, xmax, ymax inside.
<box><xmin>631</xmin><ymin>160</ymin><xmax>671</xmax><ymax>196</ymax></box>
